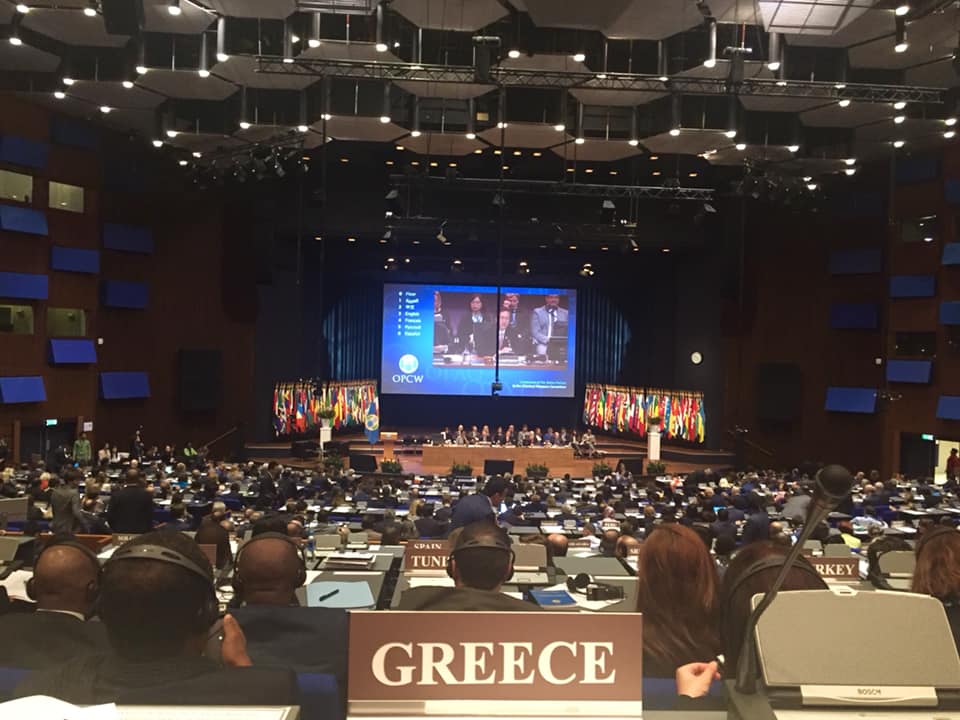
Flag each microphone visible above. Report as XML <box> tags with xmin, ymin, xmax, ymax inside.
<box><xmin>734</xmin><ymin>464</ymin><xmax>854</xmax><ymax>694</ymax></box>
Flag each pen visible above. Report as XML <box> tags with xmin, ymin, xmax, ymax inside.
<box><xmin>318</xmin><ymin>589</ymin><xmax>340</xmax><ymax>602</ymax></box>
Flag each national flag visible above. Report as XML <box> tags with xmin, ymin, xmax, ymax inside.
<box><xmin>364</xmin><ymin>400</ymin><xmax>380</xmax><ymax>445</ymax></box>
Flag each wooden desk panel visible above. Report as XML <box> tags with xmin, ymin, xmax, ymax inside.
<box><xmin>420</xmin><ymin>445</ymin><xmax>575</xmax><ymax>474</ymax></box>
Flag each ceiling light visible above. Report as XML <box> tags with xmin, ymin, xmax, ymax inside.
<box><xmin>385</xmin><ymin>160</ymin><xmax>394</xmax><ymax>166</ymax></box>
<box><xmin>297</xmin><ymin>125</ymin><xmax>309</xmax><ymax>133</ymax></box>
<box><xmin>430</xmin><ymin>161</ymin><xmax>438</xmax><ymax>167</ymax></box>
<box><xmin>661</xmin><ymin>248</ymin><xmax>671</xmax><ymax>253</ymax></box>
<box><xmin>347</xmin><ymin>237</ymin><xmax>356</xmax><ymax>243</ymax></box>
<box><xmin>474</xmin><ymin>149</ymin><xmax>483</xmax><ymax>154</ymax></box>
<box><xmin>239</xmin><ymin>121</ymin><xmax>251</xmax><ymax>130</ymax></box>
<box><xmin>493</xmin><ymin>149</ymin><xmax>501</xmax><ymax>155</ymax></box>
<box><xmin>379</xmin><ymin>115</ymin><xmax>391</xmax><ymax>124</ymax></box>
<box><xmin>513</xmin><ymin>150</ymin><xmax>521</xmax><ymax>156</ymax></box>
<box><xmin>787</xmin><ymin>144</ymin><xmax>800</xmax><ymax>153</ymax></box>
<box><xmin>192</xmin><ymin>151</ymin><xmax>201</xmax><ymax>158</ymax></box>
<box><xmin>894</xmin><ymin>115</ymin><xmax>905</xmax><ymax>124</ymax></box>
<box><xmin>896</xmin><ymin>3</ymin><xmax>910</xmax><ymax>15</ymax></box>
<box><xmin>84</xmin><ymin>1</ymin><xmax>97</xmax><ymax>16</ymax></box>
<box><xmin>497</xmin><ymin>122</ymin><xmax>508</xmax><ymax>129</ymax></box>
<box><xmin>946</xmin><ymin>130</ymin><xmax>956</xmax><ymax>139</ymax></box>
<box><xmin>167</xmin><ymin>0</ymin><xmax>181</xmax><ymax>16</ymax></box>
<box><xmin>121</xmin><ymin>80</ymin><xmax>134</xmax><ymax>89</ymax></box>
<box><xmin>375</xmin><ymin>42</ymin><xmax>388</xmax><ymax>53</ymax></box>
<box><xmin>411</xmin><ymin>161</ymin><xmax>419</xmax><ymax>166</ymax></box>
<box><xmin>923</xmin><ymin>236</ymin><xmax>934</xmax><ymax>243</ymax></box>
<box><xmin>465</xmin><ymin>132</ymin><xmax>476</xmax><ymax>140</ymax></box>
<box><xmin>803</xmin><ymin>176</ymin><xmax>812</xmax><ymax>181</ymax></box>
<box><xmin>410</xmin><ymin>130</ymin><xmax>421</xmax><ymax>137</ymax></box>
<box><xmin>508</xmin><ymin>49</ymin><xmax>520</xmax><ymax>59</ymax></box>
<box><xmin>9</xmin><ymin>36</ymin><xmax>22</xmax><ymax>46</ymax></box>
<box><xmin>62</xmin><ymin>76</ymin><xmax>75</xmax><ymax>86</ymax></box>
<box><xmin>575</xmin><ymin>137</ymin><xmax>585</xmax><ymax>145</ymax></box>
<box><xmin>572</xmin><ymin>53</ymin><xmax>586</xmax><ymax>62</ymax></box>
<box><xmin>628</xmin><ymin>139</ymin><xmax>639</xmax><ymax>146</ymax></box>
<box><xmin>596</xmin><ymin>73</ymin><xmax>607</xmax><ymax>80</ymax></box>
<box><xmin>669</xmin><ymin>128</ymin><xmax>681</xmax><ymax>137</ymax></box>
<box><xmin>585</xmin><ymin>168</ymin><xmax>593</xmax><ymax>174</ymax></box>
<box><xmin>152</xmin><ymin>139</ymin><xmax>162</xmax><ymax>148</ymax></box>
<box><xmin>806</xmin><ymin>183</ymin><xmax>818</xmax><ymax>191</ymax></box>
<box><xmin>838</xmin><ymin>99</ymin><xmax>851</xmax><ymax>108</ymax></box>
<box><xmin>99</xmin><ymin>105</ymin><xmax>111</xmax><ymax>114</ymax></box>
<box><xmin>659</xmin><ymin>75</ymin><xmax>669</xmax><ymax>83</ymax></box>
<box><xmin>767</xmin><ymin>60</ymin><xmax>781</xmax><ymax>71</ymax></box>
<box><xmin>53</xmin><ymin>91</ymin><xmax>65</xmax><ymax>100</ymax></box>
<box><xmin>308</xmin><ymin>39</ymin><xmax>321</xmax><ymax>49</ymax></box>
<box><xmin>15</xmin><ymin>4</ymin><xmax>29</xmax><ymax>13</ymax></box>
<box><xmin>894</xmin><ymin>41</ymin><xmax>908</xmax><ymax>53</ymax></box>
<box><xmin>217</xmin><ymin>52</ymin><xmax>229</xmax><ymax>62</ymax></box>
<box><xmin>135</xmin><ymin>65</ymin><xmax>147</xmax><ymax>75</ymax></box>
<box><xmin>893</xmin><ymin>140</ymin><xmax>905</xmax><ymax>148</ymax></box>
<box><xmin>166</xmin><ymin>129</ymin><xmax>178</xmax><ymax>138</ymax></box>
<box><xmin>178</xmin><ymin>159</ymin><xmax>188</xmax><ymax>166</ymax></box>
<box><xmin>649</xmin><ymin>155</ymin><xmax>658</xmax><ymax>160</ymax></box>
<box><xmin>566</xmin><ymin>168</ymin><xmax>575</xmax><ymax>173</ymax></box>
<box><xmin>736</xmin><ymin>142</ymin><xmax>747</xmax><ymax>151</ymax></box>
<box><xmin>652</xmin><ymin>170</ymin><xmax>661</xmax><ymax>176</ymax></box>
<box><xmin>703</xmin><ymin>59</ymin><xmax>716</xmax><ymax>69</ymax></box>
<box><xmin>776</xmin><ymin>80</ymin><xmax>787</xmax><ymax>86</ymax></box>
<box><xmin>449</xmin><ymin>162</ymin><xmax>457</xmax><ymax>168</ymax></box>
<box><xmin>844</xmin><ymin>157</ymin><xmax>856</xmax><ymax>165</ymax></box>
<box><xmin>610</xmin><ymin>170</ymin><xmax>618</xmax><ymax>175</ymax></box>
<box><xmin>894</xmin><ymin>101</ymin><xmax>906</xmax><ymax>110</ymax></box>
<box><xmin>340</xmin><ymin>157</ymin><xmax>349</xmax><ymax>163</ymax></box>
<box><xmin>198</xmin><ymin>69</ymin><xmax>210</xmax><ymax>78</ymax></box>
<box><xmin>845</xmin><ymin>168</ymin><xmax>857</xmax><ymax>176</ymax></box>
<box><xmin>947</xmin><ymin>117</ymin><xmax>958</xmax><ymax>126</ymax></box>
<box><xmin>501</xmin><ymin>165</ymin><xmax>509</xmax><ymax>170</ymax></box>
<box><xmin>569</xmin><ymin>245</ymin><xmax>577</xmax><ymax>250</ymax></box>
<box><xmin>724</xmin><ymin>130</ymin><xmax>737</xmax><ymax>139</ymax></box>
<box><xmin>688</xmin><ymin>171</ymin><xmax>698</xmax><ymax>178</ymax></box>
<box><xmin>554</xmin><ymin>123</ymin><xmax>565</xmax><ymax>132</ymax></box>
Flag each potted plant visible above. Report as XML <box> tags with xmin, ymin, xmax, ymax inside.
<box><xmin>526</xmin><ymin>463</ymin><xmax>549</xmax><ymax>479</ymax></box>
<box><xmin>380</xmin><ymin>459</ymin><xmax>403</xmax><ymax>474</ymax></box>
<box><xmin>318</xmin><ymin>406</ymin><xmax>335</xmax><ymax>428</ymax></box>
<box><xmin>451</xmin><ymin>462</ymin><xmax>473</xmax><ymax>477</ymax></box>
<box><xmin>647</xmin><ymin>460</ymin><xmax>667</xmax><ymax>475</ymax></box>
<box><xmin>647</xmin><ymin>416</ymin><xmax>662</xmax><ymax>429</ymax></box>
<box><xmin>592</xmin><ymin>462</ymin><xmax>613</xmax><ymax>477</ymax></box>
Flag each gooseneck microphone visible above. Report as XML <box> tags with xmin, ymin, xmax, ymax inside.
<box><xmin>735</xmin><ymin>464</ymin><xmax>855</xmax><ymax>694</ymax></box>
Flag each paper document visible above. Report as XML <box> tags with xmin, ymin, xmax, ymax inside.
<box><xmin>305</xmin><ymin>580</ymin><xmax>375</xmax><ymax>608</ymax></box>
<box><xmin>0</xmin><ymin>569</ymin><xmax>34</xmax><ymax>601</ymax></box>
<box><xmin>0</xmin><ymin>695</ymin><xmax>118</xmax><ymax>719</ymax></box>
<box><xmin>407</xmin><ymin>576</ymin><xmax>455</xmax><ymax>589</ymax></box>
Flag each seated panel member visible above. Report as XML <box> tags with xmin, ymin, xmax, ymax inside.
<box><xmin>495</xmin><ymin>309</ymin><xmax>525</xmax><ymax>355</ymax></box>
<box><xmin>16</xmin><ymin>530</ymin><xmax>298</xmax><ymax>707</ymax></box>
<box><xmin>396</xmin><ymin>521</ymin><xmax>533</xmax><ymax>611</ymax></box>
<box><xmin>0</xmin><ymin>536</ymin><xmax>108</xmax><ymax>669</ymax></box>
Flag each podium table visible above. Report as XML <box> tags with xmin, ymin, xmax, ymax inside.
<box><xmin>380</xmin><ymin>432</ymin><xmax>398</xmax><ymax>460</ymax></box>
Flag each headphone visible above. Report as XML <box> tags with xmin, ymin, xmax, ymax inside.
<box><xmin>26</xmin><ymin>538</ymin><xmax>102</xmax><ymax>607</ymax></box>
<box><xmin>233</xmin><ymin>532</ymin><xmax>307</xmax><ymax>600</ymax></box>
<box><xmin>565</xmin><ymin>572</ymin><xmax>625</xmax><ymax>601</ymax></box>
<box><xmin>106</xmin><ymin>543</ymin><xmax>219</xmax><ymax>631</ymax></box>
<box><xmin>446</xmin><ymin>531</ymin><xmax>515</xmax><ymax>584</ymax></box>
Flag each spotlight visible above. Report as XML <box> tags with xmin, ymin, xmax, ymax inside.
<box><xmin>410</xmin><ymin>130</ymin><xmax>421</xmax><ymax>137</ymax></box>
<box><xmin>497</xmin><ymin>122</ymin><xmax>508</xmax><ymax>129</ymax></box>
<box><xmin>152</xmin><ymin>139</ymin><xmax>163</xmax><ymax>148</ymax></box>
<box><xmin>669</xmin><ymin>128</ymin><xmax>681</xmax><ymax>137</ymax></box>
<box><xmin>122</xmin><ymin>80</ymin><xmax>134</xmax><ymax>89</ymax></box>
<box><xmin>896</xmin><ymin>3</ymin><xmax>909</xmax><ymax>16</ymax></box>
<box><xmin>297</xmin><ymin>125</ymin><xmax>309</xmax><ymax>133</ymax></box>
<box><xmin>379</xmin><ymin>115</ymin><xmax>391</xmax><ymax>124</ymax></box>
<box><xmin>844</xmin><ymin>157</ymin><xmax>856</xmax><ymax>165</ymax></box>
<box><xmin>239</xmin><ymin>121</ymin><xmax>251</xmax><ymax>130</ymax></box>
<box><xmin>803</xmin><ymin>176</ymin><xmax>813</xmax><ymax>181</ymax></box>
<box><xmin>628</xmin><ymin>139</ymin><xmax>639</xmax><ymax>146</ymax></box>
<box><xmin>451</xmin><ymin>259</ymin><xmax>463</xmax><ymax>271</ymax></box>
<box><xmin>838</xmin><ymin>99</ymin><xmax>851</xmax><ymax>107</ymax></box>
<box><xmin>376</xmin><ymin>42</ymin><xmax>388</xmax><ymax>53</ymax></box>
<box><xmin>308</xmin><ymin>39</ymin><xmax>320</xmax><ymax>49</ymax></box>
<box><xmin>947</xmin><ymin>117</ymin><xmax>958</xmax><ymax>126</ymax></box>
<box><xmin>198</xmin><ymin>69</ymin><xmax>210</xmax><ymax>78</ymax></box>
<box><xmin>894</xmin><ymin>101</ymin><xmax>906</xmax><ymax>110</ymax></box>
<box><xmin>54</xmin><ymin>91</ymin><xmax>65</xmax><ymax>99</ymax></box>
<box><xmin>767</xmin><ymin>60</ymin><xmax>781</xmax><ymax>71</ymax></box>
<box><xmin>465</xmin><ymin>132</ymin><xmax>476</xmax><ymax>140</ymax></box>
<box><xmin>659</xmin><ymin>75</ymin><xmax>669</xmax><ymax>82</ymax></box>
<box><xmin>9</xmin><ymin>36</ymin><xmax>22</xmax><ymax>46</ymax></box>
<box><xmin>575</xmin><ymin>137</ymin><xmax>585</xmax><ymax>144</ymax></box>
<box><xmin>895</xmin><ymin>16</ymin><xmax>908</xmax><ymax>52</ymax></box>
<box><xmin>835</xmin><ymin>83</ymin><xmax>846</xmax><ymax>89</ymax></box>
<box><xmin>167</xmin><ymin>0</ymin><xmax>181</xmax><ymax>16</ymax></box>
<box><xmin>703</xmin><ymin>59</ymin><xmax>716</xmax><ymax>68</ymax></box>
<box><xmin>845</xmin><ymin>167</ymin><xmax>857</xmax><ymax>176</ymax></box>
<box><xmin>946</xmin><ymin>130</ymin><xmax>956</xmax><ymax>139</ymax></box>
<box><xmin>787</xmin><ymin>144</ymin><xmax>800</xmax><ymax>152</ymax></box>
<box><xmin>508</xmin><ymin>49</ymin><xmax>520</xmax><ymax>59</ymax></box>
<box><xmin>166</xmin><ymin>130</ymin><xmax>178</xmax><ymax>138</ymax></box>
<box><xmin>895</xmin><ymin>42</ymin><xmax>908</xmax><ymax>53</ymax></box>
<box><xmin>554</xmin><ymin>124</ymin><xmax>566</xmax><ymax>132</ymax></box>
<box><xmin>724</xmin><ymin>130</ymin><xmax>737</xmax><ymax>139</ymax></box>
<box><xmin>99</xmin><ymin>105</ymin><xmax>111</xmax><ymax>114</ymax></box>
<box><xmin>806</xmin><ymin>182</ymin><xmax>818</xmax><ymax>191</ymax></box>
<box><xmin>572</xmin><ymin>52</ymin><xmax>586</xmax><ymax>62</ymax></box>
<box><xmin>192</xmin><ymin>151</ymin><xmax>202</xmax><ymax>158</ymax></box>
<box><xmin>217</xmin><ymin>52</ymin><xmax>229</xmax><ymax>62</ymax></box>
<box><xmin>15</xmin><ymin>4</ymin><xmax>29</xmax><ymax>13</ymax></box>
<box><xmin>135</xmin><ymin>65</ymin><xmax>148</xmax><ymax>75</ymax></box>
<box><xmin>62</xmin><ymin>76</ymin><xmax>75</xmax><ymax>86</ymax></box>
<box><xmin>736</xmin><ymin>142</ymin><xmax>747</xmax><ymax>151</ymax></box>
<box><xmin>894</xmin><ymin>115</ymin><xmax>905</xmax><ymax>124</ymax></box>
<box><xmin>178</xmin><ymin>159</ymin><xmax>188</xmax><ymax>166</ymax></box>
<box><xmin>893</xmin><ymin>140</ymin><xmax>905</xmax><ymax>148</ymax></box>
<box><xmin>84</xmin><ymin>1</ymin><xmax>97</xmax><ymax>17</ymax></box>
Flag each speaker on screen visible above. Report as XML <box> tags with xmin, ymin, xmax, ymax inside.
<box><xmin>177</xmin><ymin>349</ymin><xmax>222</xmax><ymax>412</ymax></box>
<box><xmin>756</xmin><ymin>363</ymin><xmax>802</xmax><ymax>422</ymax></box>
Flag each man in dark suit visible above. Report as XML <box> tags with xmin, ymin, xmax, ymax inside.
<box><xmin>741</xmin><ymin>493</ymin><xmax>771</xmax><ymax>545</ymax></box>
<box><xmin>709</xmin><ymin>508</ymin><xmax>738</xmax><ymax>544</ymax></box>
<box><xmin>397</xmin><ymin>521</ymin><xmax>532</xmax><ymax>610</ymax></box>
<box><xmin>15</xmin><ymin>530</ymin><xmax>298</xmax><ymax>706</ymax></box>
<box><xmin>495</xmin><ymin>309</ymin><xmax>526</xmax><ymax>355</ymax></box>
<box><xmin>449</xmin><ymin>477</ymin><xmax>508</xmax><ymax>532</ymax></box>
<box><xmin>414</xmin><ymin>503</ymin><xmax>446</xmax><ymax>538</ymax></box>
<box><xmin>195</xmin><ymin>502</ymin><xmax>233</xmax><ymax>571</ymax></box>
<box><xmin>106</xmin><ymin>470</ymin><xmax>154</xmax><ymax>533</ymax></box>
<box><xmin>50</xmin><ymin>469</ymin><xmax>85</xmax><ymax>534</ymax></box>
<box><xmin>0</xmin><ymin>538</ymin><xmax>108</xmax><ymax>669</ymax></box>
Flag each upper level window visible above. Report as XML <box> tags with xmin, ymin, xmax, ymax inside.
<box><xmin>0</xmin><ymin>169</ymin><xmax>32</xmax><ymax>203</ymax></box>
<box><xmin>900</xmin><ymin>214</ymin><xmax>938</xmax><ymax>244</ymax></box>
<box><xmin>0</xmin><ymin>304</ymin><xmax>34</xmax><ymax>334</ymax></box>
<box><xmin>47</xmin><ymin>307</ymin><xmax>87</xmax><ymax>337</ymax></box>
<box><xmin>49</xmin><ymin>181</ymin><xmax>84</xmax><ymax>213</ymax></box>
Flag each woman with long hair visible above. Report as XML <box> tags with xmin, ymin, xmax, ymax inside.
<box><xmin>912</xmin><ymin>527</ymin><xmax>960</xmax><ymax>650</ymax></box>
<box><xmin>636</xmin><ymin>525</ymin><xmax>720</xmax><ymax>676</ymax></box>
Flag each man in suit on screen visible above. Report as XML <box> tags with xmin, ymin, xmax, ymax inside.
<box><xmin>531</xmin><ymin>294</ymin><xmax>569</xmax><ymax>356</ymax></box>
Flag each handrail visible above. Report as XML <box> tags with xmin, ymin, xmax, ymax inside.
<box><xmin>202</xmin><ymin>426</ymin><xmax>238</xmax><ymax>450</ymax></box>
<box><xmin>726</xmin><ymin>429</ymin><xmax>774</xmax><ymax>458</ymax></box>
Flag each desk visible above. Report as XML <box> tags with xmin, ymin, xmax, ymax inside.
<box><xmin>297</xmin><ymin>571</ymin><xmax>386</xmax><ymax>609</ymax></box>
<box><xmin>420</xmin><ymin>445</ymin><xmax>576</xmax><ymax>475</ymax></box>
<box><xmin>554</xmin><ymin>556</ymin><xmax>630</xmax><ymax>577</ymax></box>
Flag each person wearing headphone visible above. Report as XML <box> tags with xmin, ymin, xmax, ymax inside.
<box><xmin>396</xmin><ymin>520</ymin><xmax>534</xmax><ymax>611</ymax></box>
<box><xmin>232</xmin><ymin>532</ymin><xmax>306</xmax><ymax>607</ymax></box>
<box><xmin>0</xmin><ymin>536</ymin><xmax>108</xmax><ymax>668</ymax></box>
<box><xmin>14</xmin><ymin>530</ymin><xmax>298</xmax><ymax>707</ymax></box>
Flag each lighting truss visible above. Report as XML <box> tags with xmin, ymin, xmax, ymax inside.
<box><xmin>256</xmin><ymin>57</ymin><xmax>945</xmax><ymax>105</ymax></box>
<box><xmin>388</xmin><ymin>175</ymin><xmax>715</xmax><ymax>201</ymax></box>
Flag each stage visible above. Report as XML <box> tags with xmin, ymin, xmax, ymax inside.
<box><xmin>245</xmin><ymin>430</ymin><xmax>735</xmax><ymax>476</ymax></box>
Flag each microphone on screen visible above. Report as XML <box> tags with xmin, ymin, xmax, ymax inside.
<box><xmin>734</xmin><ymin>464</ymin><xmax>854</xmax><ymax>695</ymax></box>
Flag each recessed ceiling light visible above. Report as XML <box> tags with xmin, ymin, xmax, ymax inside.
<box><xmin>735</xmin><ymin>143</ymin><xmax>746</xmax><ymax>151</ymax></box>
<box><xmin>946</xmin><ymin>130</ymin><xmax>956</xmax><ymax>139</ymax></box>
<box><xmin>845</xmin><ymin>168</ymin><xmax>856</xmax><ymax>176</ymax></box>
<box><xmin>429</xmin><ymin>161</ymin><xmax>438</xmax><ymax>167</ymax></box>
<box><xmin>135</xmin><ymin>65</ymin><xmax>148</xmax><ymax>75</ymax></box>
<box><xmin>508</xmin><ymin>49</ymin><xmax>520</xmax><ymax>59</ymax></box>
<box><xmin>474</xmin><ymin>149</ymin><xmax>483</xmax><ymax>154</ymax></box>
<box><xmin>449</xmin><ymin>162</ymin><xmax>457</xmax><ymax>167</ymax></box>
<box><xmin>465</xmin><ymin>132</ymin><xmax>476</xmax><ymax>140</ymax></box>
<box><xmin>628</xmin><ymin>139</ymin><xmax>639</xmax><ymax>146</ymax></box>
<box><xmin>53</xmin><ymin>91</ymin><xmax>66</xmax><ymax>99</ymax></box>
<box><xmin>572</xmin><ymin>53</ymin><xmax>586</xmax><ymax>62</ymax></box>
<box><xmin>198</xmin><ymin>69</ymin><xmax>210</xmax><ymax>78</ymax></box>
<box><xmin>99</xmin><ymin>105</ymin><xmax>111</xmax><ymax>114</ymax></box>
<box><xmin>569</xmin><ymin>244</ymin><xmax>577</xmax><ymax>250</ymax></box>
<box><xmin>122</xmin><ymin>80</ymin><xmax>134</xmax><ymax>89</ymax></box>
<box><xmin>166</xmin><ymin>129</ymin><xmax>179</xmax><ymax>138</ymax></box>
<box><xmin>585</xmin><ymin>168</ymin><xmax>593</xmax><ymax>173</ymax></box>
<box><xmin>844</xmin><ymin>157</ymin><xmax>856</xmax><ymax>165</ymax></box>
<box><xmin>649</xmin><ymin>155</ymin><xmax>658</xmax><ymax>160</ymax></box>
<box><xmin>297</xmin><ymin>125</ymin><xmax>309</xmax><ymax>133</ymax></box>
<box><xmin>411</xmin><ymin>161</ymin><xmax>420</xmax><ymax>166</ymax></box>
<box><xmin>340</xmin><ymin>157</ymin><xmax>349</xmax><ymax>163</ymax></box>
<box><xmin>532</xmin><ymin>151</ymin><xmax>542</xmax><ymax>157</ymax></box>
<box><xmin>807</xmin><ymin>182</ymin><xmax>818</xmax><ymax>191</ymax></box>
<box><xmin>803</xmin><ymin>176</ymin><xmax>812</xmax><ymax>181</ymax></box>
<box><xmin>501</xmin><ymin>165</ymin><xmax>509</xmax><ymax>170</ymax></box>
<box><xmin>554</xmin><ymin>123</ymin><xmax>565</xmax><ymax>132</ymax></box>
<box><xmin>62</xmin><ymin>77</ymin><xmax>75</xmax><ymax>86</ymax></box>
<box><xmin>669</xmin><ymin>128</ymin><xmax>681</xmax><ymax>137</ymax></box>
<box><xmin>894</xmin><ymin>101</ymin><xmax>907</xmax><ymax>110</ymax></box>
<box><xmin>893</xmin><ymin>140</ymin><xmax>905</xmax><ymax>148</ymax></box>
<box><xmin>379</xmin><ymin>115</ymin><xmax>391</xmax><ymax>124</ymax></box>
<box><xmin>493</xmin><ymin>149</ymin><xmax>502</xmax><ymax>155</ymax></box>
<box><xmin>787</xmin><ymin>144</ymin><xmax>799</xmax><ymax>152</ymax></box>
<box><xmin>347</xmin><ymin>237</ymin><xmax>356</xmax><ymax>242</ymax></box>
<box><xmin>609</xmin><ymin>170</ymin><xmax>618</xmax><ymax>176</ymax></box>
<box><xmin>178</xmin><ymin>159</ymin><xmax>188</xmax><ymax>166</ymax></box>
<box><xmin>838</xmin><ymin>99</ymin><xmax>851</xmax><ymax>108</ymax></box>
<box><xmin>375</xmin><ymin>42</ymin><xmax>388</xmax><ymax>52</ymax></box>
<box><xmin>652</xmin><ymin>170</ymin><xmax>661</xmax><ymax>176</ymax></box>
<box><xmin>566</xmin><ymin>168</ymin><xmax>575</xmax><ymax>173</ymax></box>
<box><xmin>895</xmin><ymin>41</ymin><xmax>908</xmax><ymax>53</ymax></box>
<box><xmin>661</xmin><ymin>247</ymin><xmax>671</xmax><ymax>253</ymax></box>
<box><xmin>192</xmin><ymin>151</ymin><xmax>201</xmax><ymax>158</ymax></box>
<box><xmin>574</xmin><ymin>137</ymin><xmax>585</xmax><ymax>145</ymax></box>
<box><xmin>385</xmin><ymin>160</ymin><xmax>394</xmax><ymax>166</ymax></box>
<box><xmin>688</xmin><ymin>171</ymin><xmax>698</xmax><ymax>177</ymax></box>
<box><xmin>152</xmin><ymin>139</ymin><xmax>162</xmax><ymax>148</ymax></box>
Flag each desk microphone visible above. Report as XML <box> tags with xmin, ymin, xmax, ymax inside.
<box><xmin>734</xmin><ymin>464</ymin><xmax>854</xmax><ymax>694</ymax></box>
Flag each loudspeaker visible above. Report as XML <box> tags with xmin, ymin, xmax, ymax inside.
<box><xmin>756</xmin><ymin>363</ymin><xmax>801</xmax><ymax>422</ymax></box>
<box><xmin>101</xmin><ymin>0</ymin><xmax>145</xmax><ymax>36</ymax></box>
<box><xmin>484</xmin><ymin>459</ymin><xmax>514</xmax><ymax>476</ymax></box>
<box><xmin>177</xmin><ymin>349</ymin><xmax>223</xmax><ymax>412</ymax></box>
<box><xmin>349</xmin><ymin>454</ymin><xmax>378</xmax><ymax>472</ymax></box>
<box><xmin>618</xmin><ymin>458</ymin><xmax>644</xmax><ymax>475</ymax></box>
<box><xmin>291</xmin><ymin>440</ymin><xmax>318</xmax><ymax>459</ymax></box>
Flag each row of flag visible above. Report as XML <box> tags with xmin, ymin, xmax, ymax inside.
<box><xmin>582</xmin><ymin>384</ymin><xmax>706</xmax><ymax>443</ymax></box>
<box><xmin>272</xmin><ymin>379</ymin><xmax>378</xmax><ymax>436</ymax></box>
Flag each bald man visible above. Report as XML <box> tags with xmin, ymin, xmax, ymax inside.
<box><xmin>546</xmin><ymin>533</ymin><xmax>568</xmax><ymax>558</ymax></box>
<box><xmin>0</xmin><ymin>539</ymin><xmax>108</xmax><ymax>668</ymax></box>
<box><xmin>233</xmin><ymin>534</ymin><xmax>306</xmax><ymax>607</ymax></box>
<box><xmin>615</xmin><ymin>534</ymin><xmax>640</xmax><ymax>560</ymax></box>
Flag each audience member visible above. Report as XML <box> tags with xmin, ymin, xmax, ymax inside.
<box><xmin>912</xmin><ymin>527</ymin><xmax>960</xmax><ymax>650</ymax></box>
<box><xmin>106</xmin><ymin>470</ymin><xmax>154</xmax><ymax>533</ymax></box>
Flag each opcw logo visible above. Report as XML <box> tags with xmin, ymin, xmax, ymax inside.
<box><xmin>394</xmin><ymin>354</ymin><xmax>423</xmax><ymax>383</ymax></box>
<box><xmin>366</xmin><ymin>414</ymin><xmax>380</xmax><ymax>432</ymax></box>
